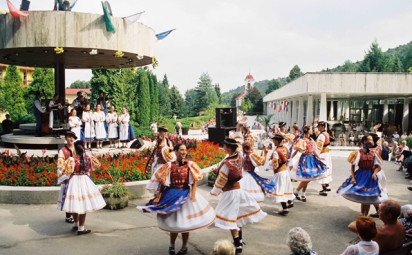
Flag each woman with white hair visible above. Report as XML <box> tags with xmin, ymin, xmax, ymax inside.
<box><xmin>286</xmin><ymin>227</ymin><xmax>318</xmax><ymax>255</ymax></box>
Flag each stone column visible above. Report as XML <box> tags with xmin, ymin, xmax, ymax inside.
<box><xmin>287</xmin><ymin>99</ymin><xmax>292</xmax><ymax>126</ymax></box>
<box><xmin>383</xmin><ymin>100</ymin><xmax>389</xmax><ymax>123</ymax></box>
<box><xmin>291</xmin><ymin>99</ymin><xmax>297</xmax><ymax>125</ymax></box>
<box><xmin>306</xmin><ymin>95</ymin><xmax>314</xmax><ymax>125</ymax></box>
<box><xmin>298</xmin><ymin>97</ymin><xmax>304</xmax><ymax>127</ymax></box>
<box><xmin>319</xmin><ymin>93</ymin><xmax>327</xmax><ymax>122</ymax></box>
<box><xmin>403</xmin><ymin>98</ymin><xmax>410</xmax><ymax>133</ymax></box>
<box><xmin>329</xmin><ymin>100</ymin><xmax>335</xmax><ymax>121</ymax></box>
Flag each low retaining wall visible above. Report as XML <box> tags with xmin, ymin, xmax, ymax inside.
<box><xmin>0</xmin><ymin>165</ymin><xmax>217</xmax><ymax>204</ymax></box>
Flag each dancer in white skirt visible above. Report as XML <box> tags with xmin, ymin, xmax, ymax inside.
<box><xmin>82</xmin><ymin>104</ymin><xmax>95</xmax><ymax>149</ymax></box>
<box><xmin>268</xmin><ymin>134</ymin><xmax>295</xmax><ymax>216</ymax></box>
<box><xmin>138</xmin><ymin>144</ymin><xmax>215</xmax><ymax>255</ymax></box>
<box><xmin>62</xmin><ymin>140</ymin><xmax>106</xmax><ymax>235</ymax></box>
<box><xmin>94</xmin><ymin>104</ymin><xmax>106</xmax><ymax>149</ymax></box>
<box><xmin>57</xmin><ymin>131</ymin><xmax>77</xmax><ymax>224</ymax></box>
<box><xmin>316</xmin><ymin>121</ymin><xmax>333</xmax><ymax>196</ymax></box>
<box><xmin>211</xmin><ymin>138</ymin><xmax>267</xmax><ymax>254</ymax></box>
<box><xmin>277</xmin><ymin>122</ymin><xmax>295</xmax><ymax>148</ymax></box>
<box><xmin>68</xmin><ymin>109</ymin><xmax>82</xmax><ymax>141</ymax></box>
<box><xmin>118</xmin><ymin>107</ymin><xmax>130</xmax><ymax>148</ymax></box>
<box><xmin>239</xmin><ymin>142</ymin><xmax>275</xmax><ymax>203</ymax></box>
<box><xmin>106</xmin><ymin>106</ymin><xmax>118</xmax><ymax>148</ymax></box>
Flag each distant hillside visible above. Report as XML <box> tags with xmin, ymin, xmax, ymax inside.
<box><xmin>222</xmin><ymin>40</ymin><xmax>412</xmax><ymax>104</ymax></box>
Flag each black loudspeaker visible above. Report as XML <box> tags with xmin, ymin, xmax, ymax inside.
<box><xmin>20</xmin><ymin>0</ymin><xmax>30</xmax><ymax>11</ymax></box>
<box><xmin>130</xmin><ymin>138</ymin><xmax>145</xmax><ymax>149</ymax></box>
<box><xmin>216</xmin><ymin>107</ymin><xmax>237</xmax><ymax>128</ymax></box>
<box><xmin>208</xmin><ymin>127</ymin><xmax>236</xmax><ymax>145</ymax></box>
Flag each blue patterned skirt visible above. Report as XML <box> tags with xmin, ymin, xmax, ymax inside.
<box><xmin>142</xmin><ymin>187</ymin><xmax>190</xmax><ymax>214</ymax></box>
<box><xmin>249</xmin><ymin>171</ymin><xmax>276</xmax><ymax>194</ymax></box>
<box><xmin>295</xmin><ymin>154</ymin><xmax>328</xmax><ymax>181</ymax></box>
<box><xmin>337</xmin><ymin>169</ymin><xmax>381</xmax><ymax>204</ymax></box>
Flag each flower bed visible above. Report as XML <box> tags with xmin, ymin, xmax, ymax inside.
<box><xmin>0</xmin><ymin>141</ymin><xmax>225</xmax><ymax>186</ymax></box>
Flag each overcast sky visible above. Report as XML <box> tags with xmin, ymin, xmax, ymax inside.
<box><xmin>1</xmin><ymin>0</ymin><xmax>411</xmax><ymax>93</ymax></box>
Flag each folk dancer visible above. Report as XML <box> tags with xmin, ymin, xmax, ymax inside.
<box><xmin>68</xmin><ymin>109</ymin><xmax>82</xmax><ymax>141</ymax></box>
<box><xmin>146</xmin><ymin>126</ymin><xmax>175</xmax><ymax>192</ymax></box>
<box><xmin>82</xmin><ymin>104</ymin><xmax>95</xmax><ymax>149</ymax></box>
<box><xmin>118</xmin><ymin>107</ymin><xmax>130</xmax><ymax>148</ymax></box>
<box><xmin>94</xmin><ymin>104</ymin><xmax>107</xmax><ymax>149</ymax></box>
<box><xmin>57</xmin><ymin>131</ymin><xmax>77</xmax><ymax>224</ymax></box>
<box><xmin>211</xmin><ymin>138</ymin><xmax>266</xmax><ymax>254</ymax></box>
<box><xmin>33</xmin><ymin>91</ymin><xmax>46</xmax><ymax>136</ymax></box>
<box><xmin>138</xmin><ymin>144</ymin><xmax>215</xmax><ymax>255</ymax></box>
<box><xmin>239</xmin><ymin>141</ymin><xmax>275</xmax><ymax>203</ymax></box>
<box><xmin>268</xmin><ymin>134</ymin><xmax>295</xmax><ymax>216</ymax></box>
<box><xmin>316</xmin><ymin>121</ymin><xmax>333</xmax><ymax>196</ymax></box>
<box><xmin>106</xmin><ymin>106</ymin><xmax>119</xmax><ymax>148</ymax></box>
<box><xmin>337</xmin><ymin>136</ymin><xmax>384</xmax><ymax>216</ymax></box>
<box><xmin>62</xmin><ymin>141</ymin><xmax>106</xmax><ymax>235</ymax></box>
<box><xmin>292</xmin><ymin>126</ymin><xmax>328</xmax><ymax>202</ymax></box>
<box><xmin>277</xmin><ymin>122</ymin><xmax>295</xmax><ymax>148</ymax></box>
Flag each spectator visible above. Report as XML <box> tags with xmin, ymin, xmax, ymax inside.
<box><xmin>400</xmin><ymin>204</ymin><xmax>412</xmax><ymax>233</ymax></box>
<box><xmin>212</xmin><ymin>239</ymin><xmax>235</xmax><ymax>255</ymax></box>
<box><xmin>341</xmin><ymin>216</ymin><xmax>379</xmax><ymax>255</ymax></box>
<box><xmin>375</xmin><ymin>200</ymin><xmax>404</xmax><ymax>253</ymax></box>
<box><xmin>401</xmin><ymin>132</ymin><xmax>408</xmax><ymax>141</ymax></box>
<box><xmin>339</xmin><ymin>132</ymin><xmax>347</xmax><ymax>146</ymax></box>
<box><xmin>392</xmin><ymin>131</ymin><xmax>400</xmax><ymax>142</ymax></box>
<box><xmin>381</xmin><ymin>141</ymin><xmax>391</xmax><ymax>161</ymax></box>
<box><xmin>286</xmin><ymin>227</ymin><xmax>318</xmax><ymax>255</ymax></box>
<box><xmin>1</xmin><ymin>114</ymin><xmax>13</xmax><ymax>134</ymax></box>
<box><xmin>349</xmin><ymin>131</ymin><xmax>355</xmax><ymax>146</ymax></box>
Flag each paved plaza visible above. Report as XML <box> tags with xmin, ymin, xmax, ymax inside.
<box><xmin>0</xmin><ymin>154</ymin><xmax>411</xmax><ymax>255</ymax></box>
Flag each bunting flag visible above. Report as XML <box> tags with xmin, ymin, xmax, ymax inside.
<box><xmin>123</xmin><ymin>11</ymin><xmax>144</xmax><ymax>24</ymax></box>
<box><xmin>156</xmin><ymin>29</ymin><xmax>175</xmax><ymax>40</ymax></box>
<box><xmin>102</xmin><ymin>1</ymin><xmax>116</xmax><ymax>33</ymax></box>
<box><xmin>7</xmin><ymin>0</ymin><xmax>29</xmax><ymax>18</ymax></box>
<box><xmin>284</xmin><ymin>101</ymin><xmax>289</xmax><ymax>112</ymax></box>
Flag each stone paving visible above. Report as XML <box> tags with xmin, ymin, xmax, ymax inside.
<box><xmin>0</xmin><ymin>154</ymin><xmax>411</xmax><ymax>255</ymax></box>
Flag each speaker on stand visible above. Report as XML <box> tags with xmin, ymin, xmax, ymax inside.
<box><xmin>208</xmin><ymin>107</ymin><xmax>237</xmax><ymax>145</ymax></box>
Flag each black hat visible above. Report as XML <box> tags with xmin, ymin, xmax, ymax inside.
<box><xmin>158</xmin><ymin>126</ymin><xmax>168</xmax><ymax>132</ymax></box>
<box><xmin>224</xmin><ymin>138</ymin><xmax>239</xmax><ymax>148</ymax></box>
<box><xmin>318</xmin><ymin>121</ymin><xmax>327</xmax><ymax>127</ymax></box>
<box><xmin>278</xmin><ymin>122</ymin><xmax>286</xmax><ymax>128</ymax></box>
<box><xmin>271</xmin><ymin>133</ymin><xmax>285</xmax><ymax>142</ymax></box>
<box><xmin>369</xmin><ymin>133</ymin><xmax>380</xmax><ymax>147</ymax></box>
<box><xmin>65</xmin><ymin>131</ymin><xmax>77</xmax><ymax>140</ymax></box>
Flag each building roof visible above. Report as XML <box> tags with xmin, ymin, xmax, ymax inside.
<box><xmin>263</xmin><ymin>72</ymin><xmax>412</xmax><ymax>102</ymax></box>
<box><xmin>245</xmin><ymin>73</ymin><xmax>254</xmax><ymax>81</ymax></box>
<box><xmin>65</xmin><ymin>88</ymin><xmax>91</xmax><ymax>96</ymax></box>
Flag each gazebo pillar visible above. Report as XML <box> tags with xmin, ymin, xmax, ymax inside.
<box><xmin>319</xmin><ymin>93</ymin><xmax>327</xmax><ymax>122</ymax></box>
<box><xmin>54</xmin><ymin>62</ymin><xmax>66</xmax><ymax>103</ymax></box>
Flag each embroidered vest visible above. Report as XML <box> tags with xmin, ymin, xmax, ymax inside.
<box><xmin>61</xmin><ymin>146</ymin><xmax>73</xmax><ymax>160</ymax></box>
<box><xmin>243</xmin><ymin>154</ymin><xmax>255</xmax><ymax>172</ymax></box>
<box><xmin>358</xmin><ymin>150</ymin><xmax>375</xmax><ymax>170</ymax></box>
<box><xmin>322</xmin><ymin>131</ymin><xmax>330</xmax><ymax>147</ymax></box>
<box><xmin>170</xmin><ymin>162</ymin><xmax>190</xmax><ymax>189</ymax></box>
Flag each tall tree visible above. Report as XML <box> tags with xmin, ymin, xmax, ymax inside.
<box><xmin>358</xmin><ymin>42</ymin><xmax>385</xmax><ymax>72</ymax></box>
<box><xmin>184</xmin><ymin>89</ymin><xmax>197</xmax><ymax>117</ymax></box>
<box><xmin>70</xmin><ymin>80</ymin><xmax>91</xmax><ymax>88</ymax></box>
<box><xmin>194</xmin><ymin>73</ymin><xmax>218</xmax><ymax>114</ymax></box>
<box><xmin>136</xmin><ymin>69</ymin><xmax>151</xmax><ymax>127</ymax></box>
<box><xmin>24</xmin><ymin>68</ymin><xmax>55</xmax><ymax>114</ymax></box>
<box><xmin>245</xmin><ymin>87</ymin><xmax>263</xmax><ymax>114</ymax></box>
<box><xmin>169</xmin><ymin>85</ymin><xmax>185</xmax><ymax>117</ymax></box>
<box><xmin>0</xmin><ymin>66</ymin><xmax>27</xmax><ymax>119</ymax></box>
<box><xmin>215</xmin><ymin>83</ymin><xmax>222</xmax><ymax>104</ymax></box>
<box><xmin>265</xmin><ymin>79</ymin><xmax>281</xmax><ymax>94</ymax></box>
<box><xmin>287</xmin><ymin>65</ymin><xmax>303</xmax><ymax>82</ymax></box>
<box><xmin>148</xmin><ymin>72</ymin><xmax>159</xmax><ymax>121</ymax></box>
<box><xmin>340</xmin><ymin>60</ymin><xmax>358</xmax><ymax>72</ymax></box>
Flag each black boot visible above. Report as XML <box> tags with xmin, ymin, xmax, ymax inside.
<box><xmin>234</xmin><ymin>237</ymin><xmax>243</xmax><ymax>254</ymax></box>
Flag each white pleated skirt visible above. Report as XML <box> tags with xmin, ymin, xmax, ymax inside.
<box><xmin>239</xmin><ymin>171</ymin><xmax>265</xmax><ymax>203</ymax></box>
<box><xmin>95</xmin><ymin>122</ymin><xmax>107</xmax><ymax>140</ymax></box>
<box><xmin>146</xmin><ymin>160</ymin><xmax>164</xmax><ymax>192</ymax></box>
<box><xmin>377</xmin><ymin>170</ymin><xmax>389</xmax><ymax>202</ymax></box>
<box><xmin>317</xmin><ymin>152</ymin><xmax>333</xmax><ymax>184</ymax></box>
<box><xmin>157</xmin><ymin>192</ymin><xmax>216</xmax><ymax>233</ymax></box>
<box><xmin>62</xmin><ymin>175</ymin><xmax>106</xmax><ymax>214</ymax></box>
<box><xmin>271</xmin><ymin>170</ymin><xmax>295</xmax><ymax>203</ymax></box>
<box><xmin>214</xmin><ymin>189</ymin><xmax>267</xmax><ymax>230</ymax></box>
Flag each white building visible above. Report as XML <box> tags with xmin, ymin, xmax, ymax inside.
<box><xmin>263</xmin><ymin>72</ymin><xmax>412</xmax><ymax>133</ymax></box>
<box><xmin>236</xmin><ymin>73</ymin><xmax>255</xmax><ymax>110</ymax></box>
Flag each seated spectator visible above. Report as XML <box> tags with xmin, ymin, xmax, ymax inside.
<box><xmin>212</xmin><ymin>239</ymin><xmax>235</xmax><ymax>255</ymax></box>
<box><xmin>1</xmin><ymin>114</ymin><xmax>13</xmax><ymax>134</ymax></box>
<box><xmin>341</xmin><ymin>216</ymin><xmax>379</xmax><ymax>255</ymax></box>
<box><xmin>349</xmin><ymin>131</ymin><xmax>355</xmax><ymax>146</ymax></box>
<box><xmin>381</xmin><ymin>141</ymin><xmax>391</xmax><ymax>161</ymax></box>
<box><xmin>286</xmin><ymin>227</ymin><xmax>318</xmax><ymax>255</ymax></box>
<box><xmin>339</xmin><ymin>132</ymin><xmax>347</xmax><ymax>146</ymax></box>
<box><xmin>401</xmin><ymin>132</ymin><xmax>408</xmax><ymax>141</ymax></box>
<box><xmin>348</xmin><ymin>200</ymin><xmax>404</xmax><ymax>254</ymax></box>
<box><xmin>400</xmin><ymin>204</ymin><xmax>412</xmax><ymax>233</ymax></box>
<box><xmin>392</xmin><ymin>131</ymin><xmax>400</xmax><ymax>142</ymax></box>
